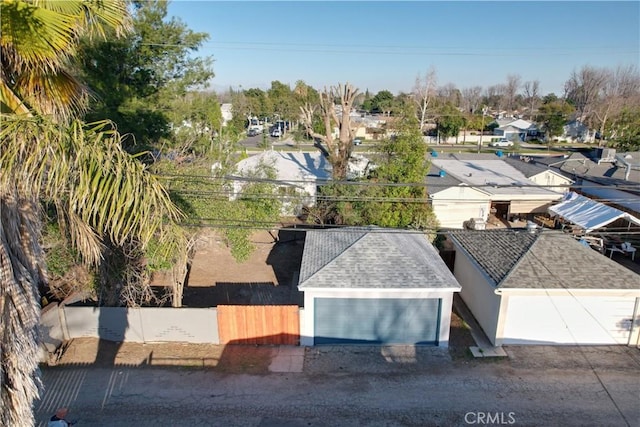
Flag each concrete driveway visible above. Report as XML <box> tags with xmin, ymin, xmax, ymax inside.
<box><xmin>35</xmin><ymin>344</ymin><xmax>639</xmax><ymax>427</ymax></box>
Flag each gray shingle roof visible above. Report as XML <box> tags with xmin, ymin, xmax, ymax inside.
<box><xmin>531</xmin><ymin>151</ymin><xmax>640</xmax><ymax>184</ymax></box>
<box><xmin>298</xmin><ymin>227</ymin><xmax>461</xmax><ymax>290</ymax></box>
<box><xmin>449</xmin><ymin>229</ymin><xmax>640</xmax><ymax>290</ymax></box>
<box><xmin>449</xmin><ymin>229</ymin><xmax>537</xmax><ymax>284</ymax></box>
<box><xmin>426</xmin><ymin>164</ymin><xmax>463</xmax><ymax>191</ymax></box>
<box><xmin>503</xmin><ymin>156</ymin><xmax>556</xmax><ymax>178</ymax></box>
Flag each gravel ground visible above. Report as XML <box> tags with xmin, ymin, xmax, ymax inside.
<box><xmin>36</xmin><ymin>345</ymin><xmax>640</xmax><ymax>427</ymax></box>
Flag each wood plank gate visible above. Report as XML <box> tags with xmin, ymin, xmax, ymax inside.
<box><xmin>217</xmin><ymin>305</ymin><xmax>300</xmax><ymax>345</ymax></box>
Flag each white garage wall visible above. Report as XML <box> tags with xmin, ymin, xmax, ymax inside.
<box><xmin>501</xmin><ymin>294</ymin><xmax>637</xmax><ymax>345</ymax></box>
<box><xmin>453</xmin><ymin>251</ymin><xmax>503</xmax><ymax>345</ymax></box>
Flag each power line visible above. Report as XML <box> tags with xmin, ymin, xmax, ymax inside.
<box><xmin>139</xmin><ymin>42</ymin><xmax>638</xmax><ymax>58</ymax></box>
<box><xmin>178</xmin><ymin>220</ymin><xmax>640</xmax><ymax>237</ymax></box>
<box><xmin>164</xmin><ymin>187</ymin><xmax>640</xmax><ymax>205</ymax></box>
<box><xmin>156</xmin><ymin>172</ymin><xmax>640</xmax><ymax>192</ymax></box>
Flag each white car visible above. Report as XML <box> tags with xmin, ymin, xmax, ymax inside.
<box><xmin>489</xmin><ymin>139</ymin><xmax>514</xmax><ymax>148</ymax></box>
<box><xmin>270</xmin><ymin>128</ymin><xmax>282</xmax><ymax>138</ymax></box>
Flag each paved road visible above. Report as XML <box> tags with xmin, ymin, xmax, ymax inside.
<box><xmin>35</xmin><ymin>346</ymin><xmax>639</xmax><ymax>427</ymax></box>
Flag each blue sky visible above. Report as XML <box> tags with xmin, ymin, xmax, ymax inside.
<box><xmin>167</xmin><ymin>1</ymin><xmax>640</xmax><ymax>95</ymax></box>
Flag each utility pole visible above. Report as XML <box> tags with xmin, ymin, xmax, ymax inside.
<box><xmin>478</xmin><ymin>106</ymin><xmax>487</xmax><ymax>154</ymax></box>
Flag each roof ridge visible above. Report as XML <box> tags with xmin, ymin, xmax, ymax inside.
<box><xmin>299</xmin><ymin>229</ymin><xmax>368</xmax><ymax>286</ymax></box>
<box><xmin>496</xmin><ymin>230</ymin><xmax>543</xmax><ymax>288</ymax></box>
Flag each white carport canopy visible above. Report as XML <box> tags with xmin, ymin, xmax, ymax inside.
<box><xmin>548</xmin><ymin>191</ymin><xmax>640</xmax><ymax>232</ymax></box>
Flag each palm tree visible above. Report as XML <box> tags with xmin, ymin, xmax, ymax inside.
<box><xmin>1</xmin><ymin>1</ymin><xmax>184</xmax><ymax>424</ymax></box>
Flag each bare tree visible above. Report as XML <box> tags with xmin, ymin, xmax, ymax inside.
<box><xmin>438</xmin><ymin>83</ymin><xmax>461</xmax><ymax>107</ymax></box>
<box><xmin>300</xmin><ymin>83</ymin><xmax>359</xmax><ymax>179</ymax></box>
<box><xmin>592</xmin><ymin>65</ymin><xmax>640</xmax><ymax>144</ymax></box>
<box><xmin>412</xmin><ymin>67</ymin><xmax>438</xmax><ymax>131</ymax></box>
<box><xmin>504</xmin><ymin>74</ymin><xmax>521</xmax><ymax>112</ymax></box>
<box><xmin>522</xmin><ymin>80</ymin><xmax>540</xmax><ymax>119</ymax></box>
<box><xmin>564</xmin><ymin>65</ymin><xmax>608</xmax><ymax>123</ymax></box>
<box><xmin>485</xmin><ymin>84</ymin><xmax>506</xmax><ymax>111</ymax></box>
<box><xmin>461</xmin><ymin>86</ymin><xmax>483</xmax><ymax>114</ymax></box>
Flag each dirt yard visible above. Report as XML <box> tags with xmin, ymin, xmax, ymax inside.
<box><xmin>152</xmin><ymin>228</ymin><xmax>306</xmax><ymax>307</ymax></box>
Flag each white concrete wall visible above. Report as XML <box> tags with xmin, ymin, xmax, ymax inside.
<box><xmin>500</xmin><ymin>294</ymin><xmax>637</xmax><ymax>345</ymax></box>
<box><xmin>452</xmin><ymin>250</ymin><xmax>503</xmax><ymax>345</ymax></box>
<box><xmin>424</xmin><ymin>134</ymin><xmax>512</xmax><ymax>145</ymax></box>
<box><xmin>61</xmin><ymin>306</ymin><xmax>219</xmax><ymax>344</ymax></box>
<box><xmin>300</xmin><ymin>289</ymin><xmax>458</xmax><ymax>347</ymax></box>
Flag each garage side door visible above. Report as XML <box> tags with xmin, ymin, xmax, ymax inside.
<box><xmin>314</xmin><ymin>298</ymin><xmax>441</xmax><ymax>345</ymax></box>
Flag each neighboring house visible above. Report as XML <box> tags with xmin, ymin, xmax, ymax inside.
<box><xmin>449</xmin><ymin>229</ymin><xmax>640</xmax><ymax>346</ymax></box>
<box><xmin>427</xmin><ymin>164</ymin><xmax>490</xmax><ymax>229</ymax></box>
<box><xmin>427</xmin><ymin>153</ymin><xmax>564</xmax><ymax>228</ymax></box>
<box><xmin>532</xmin><ymin>149</ymin><xmax>640</xmax><ymax>217</ymax></box>
<box><xmin>492</xmin><ymin>118</ymin><xmax>538</xmax><ymax>142</ymax></box>
<box><xmin>563</xmin><ymin>119</ymin><xmax>595</xmax><ymax>142</ymax></box>
<box><xmin>298</xmin><ymin>227</ymin><xmax>461</xmax><ymax>346</ymax></box>
<box><xmin>503</xmin><ymin>156</ymin><xmax>573</xmax><ymax>191</ymax></box>
<box><xmin>232</xmin><ymin>150</ymin><xmax>331</xmax><ymax>214</ymax></box>
<box><xmin>220</xmin><ymin>103</ymin><xmax>233</xmax><ymax>127</ymax></box>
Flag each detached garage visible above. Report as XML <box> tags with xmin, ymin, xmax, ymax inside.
<box><xmin>298</xmin><ymin>227</ymin><xmax>461</xmax><ymax>347</ymax></box>
<box><xmin>450</xmin><ymin>229</ymin><xmax>640</xmax><ymax>346</ymax></box>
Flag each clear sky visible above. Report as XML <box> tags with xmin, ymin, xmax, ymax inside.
<box><xmin>167</xmin><ymin>1</ymin><xmax>640</xmax><ymax>96</ymax></box>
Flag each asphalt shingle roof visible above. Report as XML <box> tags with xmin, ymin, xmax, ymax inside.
<box><xmin>298</xmin><ymin>227</ymin><xmax>461</xmax><ymax>290</ymax></box>
<box><xmin>425</xmin><ymin>164</ymin><xmax>463</xmax><ymax>191</ymax></box>
<box><xmin>531</xmin><ymin>151</ymin><xmax>640</xmax><ymax>184</ymax></box>
<box><xmin>449</xmin><ymin>229</ymin><xmax>537</xmax><ymax>285</ymax></box>
<box><xmin>449</xmin><ymin>229</ymin><xmax>640</xmax><ymax>290</ymax></box>
<box><xmin>503</xmin><ymin>156</ymin><xmax>557</xmax><ymax>178</ymax></box>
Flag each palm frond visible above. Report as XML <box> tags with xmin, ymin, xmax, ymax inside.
<box><xmin>0</xmin><ymin>116</ymin><xmax>184</xmax><ymax>265</ymax></box>
<box><xmin>13</xmin><ymin>68</ymin><xmax>87</xmax><ymax>119</ymax></box>
<box><xmin>0</xmin><ymin>0</ymin><xmax>77</xmax><ymax>72</ymax></box>
<box><xmin>0</xmin><ymin>79</ymin><xmax>30</xmax><ymax>115</ymax></box>
<box><xmin>0</xmin><ymin>0</ymin><xmax>131</xmax><ymax>118</ymax></box>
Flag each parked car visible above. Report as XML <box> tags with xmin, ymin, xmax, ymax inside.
<box><xmin>247</xmin><ymin>128</ymin><xmax>260</xmax><ymax>137</ymax></box>
<box><xmin>489</xmin><ymin>139</ymin><xmax>514</xmax><ymax>148</ymax></box>
<box><xmin>353</xmin><ymin>138</ymin><xmax>362</xmax><ymax>146</ymax></box>
<box><xmin>270</xmin><ymin>128</ymin><xmax>282</xmax><ymax>138</ymax></box>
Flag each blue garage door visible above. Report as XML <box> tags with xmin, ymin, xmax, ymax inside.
<box><xmin>314</xmin><ymin>298</ymin><xmax>441</xmax><ymax>345</ymax></box>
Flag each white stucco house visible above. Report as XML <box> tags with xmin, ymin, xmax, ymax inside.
<box><xmin>427</xmin><ymin>153</ymin><xmax>564</xmax><ymax>229</ymax></box>
<box><xmin>232</xmin><ymin>150</ymin><xmax>331</xmax><ymax>214</ymax></box>
<box><xmin>449</xmin><ymin>229</ymin><xmax>640</xmax><ymax>346</ymax></box>
<box><xmin>298</xmin><ymin>227</ymin><xmax>461</xmax><ymax>346</ymax></box>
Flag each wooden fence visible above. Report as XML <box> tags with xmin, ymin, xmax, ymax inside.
<box><xmin>217</xmin><ymin>305</ymin><xmax>300</xmax><ymax>345</ymax></box>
